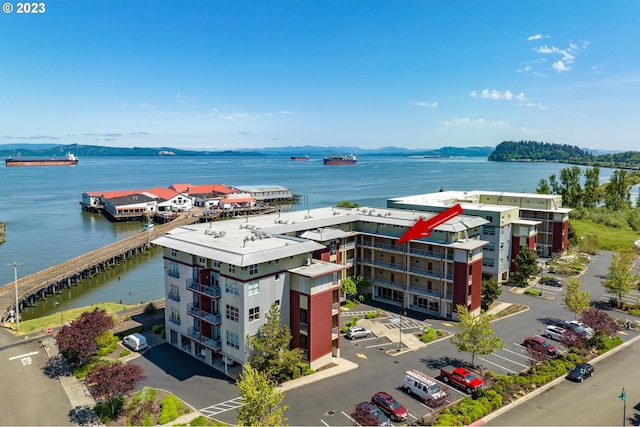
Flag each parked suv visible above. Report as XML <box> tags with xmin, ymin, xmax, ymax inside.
<box><xmin>346</xmin><ymin>326</ymin><xmax>372</xmax><ymax>340</ymax></box>
<box><xmin>543</xmin><ymin>325</ymin><xmax>566</xmax><ymax>341</ymax></box>
<box><xmin>557</xmin><ymin>321</ymin><xmax>593</xmax><ymax>339</ymax></box>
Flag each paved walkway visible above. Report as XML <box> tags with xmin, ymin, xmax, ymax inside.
<box><xmin>41</xmin><ymin>337</ymin><xmax>103</xmax><ymax>426</ymax></box>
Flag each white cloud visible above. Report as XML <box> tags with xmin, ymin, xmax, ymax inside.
<box><xmin>440</xmin><ymin>117</ymin><xmax>510</xmax><ymax>128</ymax></box>
<box><xmin>280</xmin><ymin>110</ymin><xmax>293</xmax><ymax>115</ymax></box>
<box><xmin>552</xmin><ymin>60</ymin><xmax>570</xmax><ymax>72</ymax></box>
<box><xmin>413</xmin><ymin>101</ymin><xmax>438</xmax><ymax>108</ymax></box>
<box><xmin>516</xmin><ymin>92</ymin><xmax>527</xmax><ymax>102</ymax></box>
<box><xmin>527</xmin><ymin>34</ymin><xmax>548</xmax><ymax>40</ymax></box>
<box><xmin>469</xmin><ymin>90</ymin><xmax>477</xmax><ymax>98</ymax></box>
<box><xmin>526</xmin><ymin>102</ymin><xmax>545</xmax><ymax>109</ymax></box>
<box><xmin>218</xmin><ymin>112</ymin><xmax>253</xmax><ymax>120</ymax></box>
<box><xmin>479</xmin><ymin>89</ymin><xmax>513</xmax><ymax>100</ymax></box>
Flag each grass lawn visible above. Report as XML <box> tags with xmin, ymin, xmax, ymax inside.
<box><xmin>571</xmin><ymin>219</ymin><xmax>640</xmax><ymax>251</ymax></box>
<box><xmin>17</xmin><ymin>302</ymin><xmax>140</xmax><ymax>335</ymax></box>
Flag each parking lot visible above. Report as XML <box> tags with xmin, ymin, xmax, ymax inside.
<box><xmin>126</xmin><ymin>250</ymin><xmax>639</xmax><ymax>426</ymax></box>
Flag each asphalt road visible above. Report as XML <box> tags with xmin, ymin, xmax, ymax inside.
<box><xmin>486</xmin><ymin>337</ymin><xmax>640</xmax><ymax>426</ymax></box>
<box><xmin>0</xmin><ymin>329</ymin><xmax>73</xmax><ymax>426</ymax></box>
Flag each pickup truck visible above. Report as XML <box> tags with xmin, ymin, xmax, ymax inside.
<box><xmin>440</xmin><ymin>367</ymin><xmax>484</xmax><ymax>394</ymax></box>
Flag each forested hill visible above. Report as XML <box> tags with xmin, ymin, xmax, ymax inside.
<box><xmin>488</xmin><ymin>141</ymin><xmax>591</xmax><ymax>162</ymax></box>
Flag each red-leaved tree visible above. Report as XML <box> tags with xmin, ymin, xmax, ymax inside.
<box><xmin>351</xmin><ymin>403</ymin><xmax>382</xmax><ymax>427</ymax></box>
<box><xmin>86</xmin><ymin>363</ymin><xmax>146</xmax><ymax>417</ymax></box>
<box><xmin>579</xmin><ymin>308</ymin><xmax>621</xmax><ymax>338</ymax></box>
<box><xmin>526</xmin><ymin>341</ymin><xmax>551</xmax><ymax>366</ymax></box>
<box><xmin>55</xmin><ymin>308</ymin><xmax>115</xmax><ymax>365</ymax></box>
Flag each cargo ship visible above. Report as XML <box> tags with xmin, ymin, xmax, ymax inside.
<box><xmin>291</xmin><ymin>155</ymin><xmax>309</xmax><ymax>161</ymax></box>
<box><xmin>323</xmin><ymin>153</ymin><xmax>357</xmax><ymax>165</ymax></box>
<box><xmin>5</xmin><ymin>152</ymin><xmax>79</xmax><ymax>167</ymax></box>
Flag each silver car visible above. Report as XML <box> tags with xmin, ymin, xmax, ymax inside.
<box><xmin>347</xmin><ymin>326</ymin><xmax>372</xmax><ymax>339</ymax></box>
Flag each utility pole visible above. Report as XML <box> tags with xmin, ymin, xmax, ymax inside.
<box><xmin>8</xmin><ymin>262</ymin><xmax>22</xmax><ymax>332</ymax></box>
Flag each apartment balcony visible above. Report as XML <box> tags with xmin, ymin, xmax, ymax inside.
<box><xmin>167</xmin><ymin>292</ymin><xmax>181</xmax><ymax>302</ymax></box>
<box><xmin>187</xmin><ymin>280</ymin><xmax>222</xmax><ymax>298</ymax></box>
<box><xmin>375</xmin><ymin>279</ymin><xmax>404</xmax><ymax>291</ymax></box>
<box><xmin>332</xmin><ymin>327</ymin><xmax>339</xmax><ymax>340</ymax></box>
<box><xmin>187</xmin><ymin>303</ymin><xmax>222</xmax><ymax>325</ymax></box>
<box><xmin>408</xmin><ymin>286</ymin><xmax>453</xmax><ymax>301</ymax></box>
<box><xmin>300</xmin><ymin>322</ymin><xmax>308</xmax><ymax>335</ymax></box>
<box><xmin>408</xmin><ymin>266</ymin><xmax>443</xmax><ymax>279</ymax></box>
<box><xmin>373</xmin><ymin>260</ymin><xmax>406</xmax><ymax>272</ymax></box>
<box><xmin>372</xmin><ymin>241</ymin><xmax>404</xmax><ymax>253</ymax></box>
<box><xmin>409</xmin><ymin>247</ymin><xmax>454</xmax><ymax>261</ymax></box>
<box><xmin>167</xmin><ymin>270</ymin><xmax>180</xmax><ymax>278</ymax></box>
<box><xmin>341</xmin><ymin>241</ymin><xmax>356</xmax><ymax>250</ymax></box>
<box><xmin>187</xmin><ymin>328</ymin><xmax>222</xmax><ymax>351</ymax></box>
<box><xmin>332</xmin><ymin>302</ymin><xmax>340</xmax><ymax>316</ymax></box>
<box><xmin>203</xmin><ymin>337</ymin><xmax>222</xmax><ymax>351</ymax></box>
<box><xmin>169</xmin><ymin>316</ymin><xmax>181</xmax><ymax>325</ymax></box>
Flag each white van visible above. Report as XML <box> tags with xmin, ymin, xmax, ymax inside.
<box><xmin>403</xmin><ymin>369</ymin><xmax>447</xmax><ymax>407</ymax></box>
<box><xmin>123</xmin><ymin>333</ymin><xmax>148</xmax><ymax>351</ymax></box>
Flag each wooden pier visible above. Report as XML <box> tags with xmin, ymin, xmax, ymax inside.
<box><xmin>0</xmin><ymin>214</ymin><xmax>200</xmax><ymax>324</ymax></box>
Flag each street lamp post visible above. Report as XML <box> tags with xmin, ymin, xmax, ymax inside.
<box><xmin>619</xmin><ymin>387</ymin><xmax>627</xmax><ymax>426</ymax></box>
<box><xmin>8</xmin><ymin>262</ymin><xmax>22</xmax><ymax>332</ymax></box>
<box><xmin>398</xmin><ymin>308</ymin><xmax>406</xmax><ymax>352</ymax></box>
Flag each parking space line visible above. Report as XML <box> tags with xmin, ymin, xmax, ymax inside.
<box><xmin>348</xmin><ymin>336</ymin><xmax>378</xmax><ymax>344</ymax></box>
<box><xmin>320</xmin><ymin>419</ymin><xmax>330</xmax><ymax>426</ymax></box>
<box><xmin>8</xmin><ymin>351</ymin><xmax>38</xmax><ymax>360</ymax></box>
<box><xmin>365</xmin><ymin>341</ymin><xmax>396</xmax><ymax>348</ymax></box>
<box><xmin>490</xmin><ymin>351</ymin><xmax>529</xmax><ymax>368</ymax></box>
<box><xmin>505</xmin><ymin>346</ymin><xmax>537</xmax><ymax>361</ymax></box>
<box><xmin>342</xmin><ymin>411</ymin><xmax>358</xmax><ymax>425</ymax></box>
<box><xmin>478</xmin><ymin>356</ymin><xmax>518</xmax><ymax>374</ymax></box>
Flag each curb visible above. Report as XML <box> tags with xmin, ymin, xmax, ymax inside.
<box><xmin>470</xmin><ymin>331</ymin><xmax>640</xmax><ymax>426</ymax></box>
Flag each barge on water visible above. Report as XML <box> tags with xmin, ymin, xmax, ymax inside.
<box><xmin>5</xmin><ymin>152</ymin><xmax>79</xmax><ymax>167</ymax></box>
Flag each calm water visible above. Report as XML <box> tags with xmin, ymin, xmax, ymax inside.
<box><xmin>0</xmin><ymin>155</ymin><xmax>616</xmax><ymax>319</ymax></box>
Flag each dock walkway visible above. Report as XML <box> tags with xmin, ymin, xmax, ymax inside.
<box><xmin>0</xmin><ymin>214</ymin><xmax>199</xmax><ymax>323</ymax></box>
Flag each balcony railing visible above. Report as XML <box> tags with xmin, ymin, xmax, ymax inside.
<box><xmin>300</xmin><ymin>322</ymin><xmax>308</xmax><ymax>334</ymax></box>
<box><xmin>375</xmin><ymin>279</ymin><xmax>403</xmax><ymax>290</ymax></box>
<box><xmin>187</xmin><ymin>280</ymin><xmax>222</xmax><ymax>298</ymax></box>
<box><xmin>167</xmin><ymin>292</ymin><xmax>181</xmax><ymax>302</ymax></box>
<box><xmin>167</xmin><ymin>269</ymin><xmax>180</xmax><ymax>278</ymax></box>
<box><xmin>169</xmin><ymin>316</ymin><xmax>181</xmax><ymax>325</ymax></box>
<box><xmin>331</xmin><ymin>327</ymin><xmax>339</xmax><ymax>340</ymax></box>
<box><xmin>187</xmin><ymin>327</ymin><xmax>200</xmax><ymax>340</ymax></box>
<box><xmin>187</xmin><ymin>303</ymin><xmax>222</xmax><ymax>325</ymax></box>
<box><xmin>203</xmin><ymin>338</ymin><xmax>222</xmax><ymax>351</ymax></box>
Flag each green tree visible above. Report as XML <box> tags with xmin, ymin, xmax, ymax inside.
<box><xmin>536</xmin><ymin>179</ymin><xmax>551</xmax><ymax>194</ymax></box>
<box><xmin>602</xmin><ymin>249</ymin><xmax>639</xmax><ymax>307</ymax></box>
<box><xmin>450</xmin><ymin>305</ymin><xmax>504</xmax><ymax>366</ymax></box>
<box><xmin>604</xmin><ymin>170</ymin><xmax>632</xmax><ymax>211</ymax></box>
<box><xmin>352</xmin><ymin>275</ymin><xmax>371</xmax><ymax>294</ymax></box>
<box><xmin>236</xmin><ymin>363</ymin><xmax>288</xmax><ymax>426</ymax></box>
<box><xmin>582</xmin><ymin>166</ymin><xmax>601</xmax><ymax>208</ymax></box>
<box><xmin>559</xmin><ymin>166</ymin><xmax>583</xmax><ymax>208</ymax></box>
<box><xmin>481</xmin><ymin>278</ymin><xmax>501</xmax><ymax>311</ymax></box>
<box><xmin>510</xmin><ymin>246</ymin><xmax>541</xmax><ymax>286</ymax></box>
<box><xmin>563</xmin><ymin>279</ymin><xmax>591</xmax><ymax>318</ymax></box>
<box><xmin>247</xmin><ymin>303</ymin><xmax>303</xmax><ymax>383</ymax></box>
<box><xmin>341</xmin><ymin>277</ymin><xmax>357</xmax><ymax>300</ymax></box>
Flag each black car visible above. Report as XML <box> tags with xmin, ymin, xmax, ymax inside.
<box><xmin>567</xmin><ymin>363</ymin><xmax>594</xmax><ymax>382</ymax></box>
<box><xmin>540</xmin><ymin>278</ymin><xmax>563</xmax><ymax>287</ymax></box>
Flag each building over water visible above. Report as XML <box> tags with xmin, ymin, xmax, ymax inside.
<box><xmin>153</xmin><ymin>206</ymin><xmax>487</xmax><ymax>369</ymax></box>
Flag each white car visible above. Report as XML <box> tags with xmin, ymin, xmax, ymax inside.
<box><xmin>564</xmin><ymin>320</ymin><xmax>594</xmax><ymax>339</ymax></box>
<box><xmin>543</xmin><ymin>325</ymin><xmax>566</xmax><ymax>341</ymax></box>
<box><xmin>346</xmin><ymin>326</ymin><xmax>372</xmax><ymax>339</ymax></box>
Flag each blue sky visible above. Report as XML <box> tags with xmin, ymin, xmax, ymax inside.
<box><xmin>2</xmin><ymin>1</ymin><xmax>639</xmax><ymax>151</ymax></box>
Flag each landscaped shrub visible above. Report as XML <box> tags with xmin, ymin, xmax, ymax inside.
<box><xmin>597</xmin><ymin>336</ymin><xmax>623</xmax><ymax>354</ymax></box>
<box><xmin>120</xmin><ymin>349</ymin><xmax>131</xmax><ymax>357</ymax></box>
<box><xmin>420</xmin><ymin>327</ymin><xmax>437</xmax><ymax>342</ymax></box>
<box><xmin>358</xmin><ymin>295</ymin><xmax>365</xmax><ymax>303</ymax></box>
<box><xmin>157</xmin><ymin>394</ymin><xmax>184</xmax><ymax>425</ymax></box>
<box><xmin>340</xmin><ymin>325</ymin><xmax>349</xmax><ymax>334</ymax></box>
<box><xmin>128</xmin><ymin>387</ymin><xmax>156</xmax><ymax>427</ymax></box>
<box><xmin>152</xmin><ymin>324</ymin><xmax>164</xmax><ymax>334</ymax></box>
<box><xmin>629</xmin><ymin>308</ymin><xmax>640</xmax><ymax>316</ymax></box>
<box><xmin>93</xmin><ymin>396</ymin><xmax>125</xmax><ymax>423</ymax></box>
<box><xmin>524</xmin><ymin>289</ymin><xmax>541</xmax><ymax>296</ymax></box>
<box><xmin>364</xmin><ymin>311</ymin><xmax>377</xmax><ymax>319</ymax></box>
<box><xmin>96</xmin><ymin>331</ymin><xmax>118</xmax><ymax>356</ymax></box>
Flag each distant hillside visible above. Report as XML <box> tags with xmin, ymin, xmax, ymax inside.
<box><xmin>488</xmin><ymin>141</ymin><xmax>591</xmax><ymax>162</ymax></box>
<box><xmin>488</xmin><ymin>140</ymin><xmax>640</xmax><ymax>169</ymax></box>
<box><xmin>0</xmin><ymin>143</ymin><xmax>494</xmax><ymax>158</ymax></box>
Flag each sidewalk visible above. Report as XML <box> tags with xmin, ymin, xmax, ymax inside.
<box><xmin>41</xmin><ymin>337</ymin><xmax>102</xmax><ymax>426</ymax></box>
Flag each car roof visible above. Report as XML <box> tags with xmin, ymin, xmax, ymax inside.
<box><xmin>374</xmin><ymin>391</ymin><xmax>393</xmax><ymax>400</ymax></box>
<box><xmin>546</xmin><ymin>325</ymin><xmax>564</xmax><ymax>332</ymax></box>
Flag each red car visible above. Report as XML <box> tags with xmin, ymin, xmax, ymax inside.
<box><xmin>523</xmin><ymin>336</ymin><xmax>557</xmax><ymax>356</ymax></box>
<box><xmin>371</xmin><ymin>391</ymin><xmax>408</xmax><ymax>422</ymax></box>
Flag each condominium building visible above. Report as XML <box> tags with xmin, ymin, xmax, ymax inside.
<box><xmin>154</xmin><ymin>206</ymin><xmax>487</xmax><ymax>369</ymax></box>
<box><xmin>388</xmin><ymin>190</ymin><xmax>571</xmax><ymax>283</ymax></box>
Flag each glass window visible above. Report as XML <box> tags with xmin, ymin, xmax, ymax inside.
<box><xmin>249</xmin><ymin>306</ymin><xmax>260</xmax><ymax>322</ymax></box>
<box><xmin>249</xmin><ymin>264</ymin><xmax>258</xmax><ymax>275</ymax></box>
<box><xmin>225</xmin><ymin>279</ymin><xmax>239</xmax><ymax>296</ymax></box>
<box><xmin>226</xmin><ymin>304</ymin><xmax>239</xmax><ymax>322</ymax></box>
<box><xmin>226</xmin><ymin>331</ymin><xmax>240</xmax><ymax>349</ymax></box>
<box><xmin>248</xmin><ymin>281</ymin><xmax>260</xmax><ymax>296</ymax></box>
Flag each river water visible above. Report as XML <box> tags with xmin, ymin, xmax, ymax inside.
<box><xmin>0</xmin><ymin>155</ymin><xmax>616</xmax><ymax>319</ymax></box>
